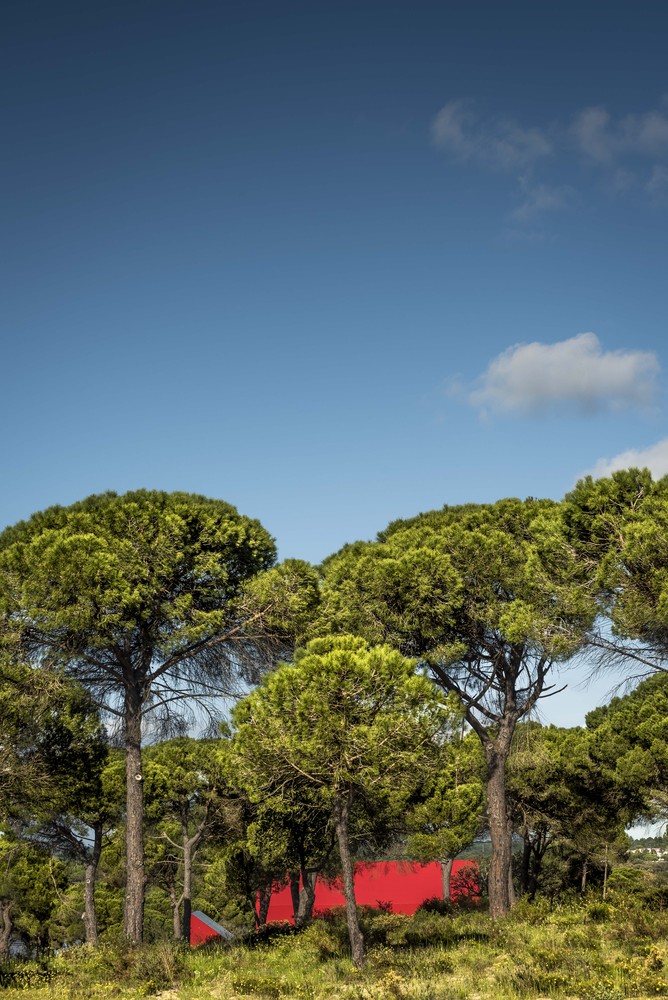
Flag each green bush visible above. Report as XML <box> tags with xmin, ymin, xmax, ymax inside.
<box><xmin>300</xmin><ymin>918</ymin><xmax>347</xmax><ymax>960</ymax></box>
<box><xmin>587</xmin><ymin>902</ymin><xmax>611</xmax><ymax>923</ymax></box>
<box><xmin>577</xmin><ymin>984</ymin><xmax>624</xmax><ymax>1000</ymax></box>
<box><xmin>0</xmin><ymin>958</ymin><xmax>56</xmax><ymax>989</ymax></box>
<box><xmin>416</xmin><ymin>896</ymin><xmax>453</xmax><ymax>916</ymax></box>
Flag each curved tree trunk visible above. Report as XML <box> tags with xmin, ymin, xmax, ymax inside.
<box><xmin>333</xmin><ymin>792</ymin><xmax>364</xmax><ymax>968</ymax></box>
<box><xmin>0</xmin><ymin>900</ymin><xmax>12</xmax><ymax>958</ymax></box>
<box><xmin>124</xmin><ymin>683</ymin><xmax>145</xmax><ymax>944</ymax></box>
<box><xmin>440</xmin><ymin>858</ymin><xmax>454</xmax><ymax>903</ymax></box>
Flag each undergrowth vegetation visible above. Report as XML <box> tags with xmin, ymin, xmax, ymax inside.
<box><xmin>2</xmin><ymin>895</ymin><xmax>668</xmax><ymax>999</ymax></box>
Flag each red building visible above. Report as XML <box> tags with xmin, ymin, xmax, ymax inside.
<box><xmin>264</xmin><ymin>859</ymin><xmax>474</xmax><ymax>923</ymax></box>
<box><xmin>190</xmin><ymin>909</ymin><xmax>234</xmax><ymax>946</ymax></box>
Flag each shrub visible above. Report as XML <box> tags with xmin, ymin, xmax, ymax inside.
<box><xmin>587</xmin><ymin>902</ymin><xmax>611</xmax><ymax>923</ymax></box>
<box><xmin>416</xmin><ymin>896</ymin><xmax>454</xmax><ymax>916</ymax></box>
<box><xmin>301</xmin><ymin>918</ymin><xmax>347</xmax><ymax>960</ymax></box>
<box><xmin>0</xmin><ymin>958</ymin><xmax>56</xmax><ymax>990</ymax></box>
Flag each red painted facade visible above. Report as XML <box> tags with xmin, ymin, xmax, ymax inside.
<box><xmin>265</xmin><ymin>859</ymin><xmax>474</xmax><ymax>923</ymax></box>
<box><xmin>190</xmin><ymin>913</ymin><xmax>217</xmax><ymax>946</ymax></box>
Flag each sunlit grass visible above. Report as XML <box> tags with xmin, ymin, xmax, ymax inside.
<box><xmin>2</xmin><ymin>897</ymin><xmax>668</xmax><ymax>999</ymax></box>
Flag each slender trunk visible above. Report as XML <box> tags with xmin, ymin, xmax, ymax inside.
<box><xmin>124</xmin><ymin>683</ymin><xmax>145</xmax><ymax>944</ymax></box>
<box><xmin>333</xmin><ymin>791</ymin><xmax>364</xmax><ymax>968</ymax></box>
<box><xmin>440</xmin><ymin>858</ymin><xmax>454</xmax><ymax>903</ymax></box>
<box><xmin>602</xmin><ymin>844</ymin><xmax>609</xmax><ymax>900</ymax></box>
<box><xmin>528</xmin><ymin>833</ymin><xmax>546</xmax><ymax>900</ymax></box>
<box><xmin>507</xmin><ymin>815</ymin><xmax>516</xmax><ymax>906</ymax></box>
<box><xmin>170</xmin><ymin>886</ymin><xmax>182</xmax><ymax>940</ymax></box>
<box><xmin>289</xmin><ymin>871</ymin><xmax>300</xmax><ymax>922</ymax></box>
<box><xmin>0</xmin><ymin>899</ymin><xmax>11</xmax><ymax>957</ymax></box>
<box><xmin>519</xmin><ymin>832</ymin><xmax>531</xmax><ymax>896</ymax></box>
<box><xmin>507</xmin><ymin>860</ymin><xmax>516</xmax><ymax>907</ymax></box>
<box><xmin>258</xmin><ymin>883</ymin><xmax>272</xmax><ymax>928</ymax></box>
<box><xmin>295</xmin><ymin>868</ymin><xmax>316</xmax><ymax>928</ymax></box>
<box><xmin>83</xmin><ymin>823</ymin><xmax>103</xmax><ymax>946</ymax></box>
<box><xmin>485</xmin><ymin>740</ymin><xmax>513</xmax><ymax>918</ymax></box>
<box><xmin>181</xmin><ymin>806</ymin><xmax>192</xmax><ymax>944</ymax></box>
<box><xmin>581</xmin><ymin>860</ymin><xmax>588</xmax><ymax>893</ymax></box>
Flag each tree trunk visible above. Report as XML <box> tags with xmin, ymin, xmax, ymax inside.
<box><xmin>333</xmin><ymin>792</ymin><xmax>364</xmax><ymax>968</ymax></box>
<box><xmin>440</xmin><ymin>858</ymin><xmax>454</xmax><ymax>903</ymax></box>
<box><xmin>181</xmin><ymin>813</ymin><xmax>192</xmax><ymax>944</ymax></box>
<box><xmin>289</xmin><ymin>871</ymin><xmax>300</xmax><ymax>922</ymax></box>
<box><xmin>485</xmin><ymin>741</ymin><xmax>513</xmax><ymax>918</ymax></box>
<box><xmin>581</xmin><ymin>859</ymin><xmax>588</xmax><ymax>893</ymax></box>
<box><xmin>258</xmin><ymin>882</ymin><xmax>272</xmax><ymax>928</ymax></box>
<box><xmin>0</xmin><ymin>899</ymin><xmax>11</xmax><ymax>957</ymax></box>
<box><xmin>124</xmin><ymin>683</ymin><xmax>145</xmax><ymax>944</ymax></box>
<box><xmin>519</xmin><ymin>832</ymin><xmax>531</xmax><ymax>896</ymax></box>
<box><xmin>169</xmin><ymin>886</ymin><xmax>182</xmax><ymax>940</ymax></box>
<box><xmin>83</xmin><ymin>823</ymin><xmax>103</xmax><ymax>946</ymax></box>
<box><xmin>528</xmin><ymin>831</ymin><xmax>547</xmax><ymax>900</ymax></box>
<box><xmin>507</xmin><ymin>857</ymin><xmax>516</xmax><ymax>907</ymax></box>
<box><xmin>295</xmin><ymin>867</ymin><xmax>316</xmax><ymax>928</ymax></box>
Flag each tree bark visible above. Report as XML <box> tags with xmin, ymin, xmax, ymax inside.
<box><xmin>169</xmin><ymin>886</ymin><xmax>182</xmax><ymax>940</ymax></box>
<box><xmin>124</xmin><ymin>683</ymin><xmax>145</xmax><ymax>944</ymax></box>
<box><xmin>485</xmin><ymin>739</ymin><xmax>513</xmax><ymax>918</ymax></box>
<box><xmin>258</xmin><ymin>882</ymin><xmax>272</xmax><ymax>928</ymax></box>
<box><xmin>289</xmin><ymin>871</ymin><xmax>300</xmax><ymax>922</ymax></box>
<box><xmin>0</xmin><ymin>899</ymin><xmax>12</xmax><ymax>958</ymax></box>
<box><xmin>581</xmin><ymin>860</ymin><xmax>588</xmax><ymax>893</ymax></box>
<box><xmin>181</xmin><ymin>807</ymin><xmax>192</xmax><ymax>944</ymax></box>
<box><xmin>528</xmin><ymin>830</ymin><xmax>548</xmax><ymax>900</ymax></box>
<box><xmin>507</xmin><ymin>855</ymin><xmax>516</xmax><ymax>908</ymax></box>
<box><xmin>440</xmin><ymin>858</ymin><xmax>454</xmax><ymax>903</ymax></box>
<box><xmin>295</xmin><ymin>867</ymin><xmax>316</xmax><ymax>928</ymax></box>
<box><xmin>83</xmin><ymin>823</ymin><xmax>103</xmax><ymax>946</ymax></box>
<box><xmin>333</xmin><ymin>792</ymin><xmax>364</xmax><ymax>968</ymax></box>
<box><xmin>519</xmin><ymin>832</ymin><xmax>531</xmax><ymax>896</ymax></box>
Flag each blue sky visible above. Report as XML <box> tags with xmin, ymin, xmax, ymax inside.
<box><xmin>3</xmin><ymin>0</ymin><xmax>668</xmax><ymax>724</ymax></box>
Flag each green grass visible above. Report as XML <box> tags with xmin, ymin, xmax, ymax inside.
<box><xmin>2</xmin><ymin>898</ymin><xmax>668</xmax><ymax>999</ymax></box>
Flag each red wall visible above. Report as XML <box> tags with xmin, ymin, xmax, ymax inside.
<box><xmin>265</xmin><ymin>860</ymin><xmax>473</xmax><ymax>923</ymax></box>
<box><xmin>190</xmin><ymin>913</ymin><xmax>218</xmax><ymax>946</ymax></box>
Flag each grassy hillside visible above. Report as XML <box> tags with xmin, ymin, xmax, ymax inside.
<box><xmin>2</xmin><ymin>897</ymin><xmax>668</xmax><ymax>1000</ymax></box>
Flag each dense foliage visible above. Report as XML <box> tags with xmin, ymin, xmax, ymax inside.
<box><xmin>1</xmin><ymin>473</ymin><xmax>668</xmax><ymax>975</ymax></box>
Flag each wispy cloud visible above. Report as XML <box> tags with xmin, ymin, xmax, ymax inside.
<box><xmin>587</xmin><ymin>438</ymin><xmax>668</xmax><ymax>480</ymax></box>
<box><xmin>646</xmin><ymin>164</ymin><xmax>668</xmax><ymax>204</ymax></box>
<box><xmin>572</xmin><ymin>106</ymin><xmax>668</xmax><ymax>163</ymax></box>
<box><xmin>468</xmin><ymin>332</ymin><xmax>659</xmax><ymax>416</ymax></box>
<box><xmin>431</xmin><ymin>98</ymin><xmax>668</xmax><ymax>222</ymax></box>
<box><xmin>509</xmin><ymin>180</ymin><xmax>572</xmax><ymax>223</ymax></box>
<box><xmin>431</xmin><ymin>100</ymin><xmax>552</xmax><ymax>171</ymax></box>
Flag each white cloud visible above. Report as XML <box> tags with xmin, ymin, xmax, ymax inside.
<box><xmin>587</xmin><ymin>439</ymin><xmax>668</xmax><ymax>480</ymax></box>
<box><xmin>431</xmin><ymin>100</ymin><xmax>551</xmax><ymax>171</ymax></box>
<box><xmin>509</xmin><ymin>181</ymin><xmax>571</xmax><ymax>222</ymax></box>
<box><xmin>572</xmin><ymin>105</ymin><xmax>668</xmax><ymax>163</ymax></box>
<box><xmin>468</xmin><ymin>332</ymin><xmax>659</xmax><ymax>416</ymax></box>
